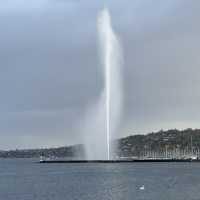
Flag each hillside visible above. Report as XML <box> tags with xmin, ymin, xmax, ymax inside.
<box><xmin>0</xmin><ymin>144</ymin><xmax>85</xmax><ymax>159</ymax></box>
<box><xmin>117</xmin><ymin>129</ymin><xmax>200</xmax><ymax>158</ymax></box>
<box><xmin>1</xmin><ymin>129</ymin><xmax>200</xmax><ymax>158</ymax></box>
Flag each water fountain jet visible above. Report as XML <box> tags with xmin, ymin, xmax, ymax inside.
<box><xmin>79</xmin><ymin>8</ymin><xmax>123</xmax><ymax>160</ymax></box>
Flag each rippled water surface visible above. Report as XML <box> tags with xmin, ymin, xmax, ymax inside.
<box><xmin>0</xmin><ymin>159</ymin><xmax>200</xmax><ymax>200</ymax></box>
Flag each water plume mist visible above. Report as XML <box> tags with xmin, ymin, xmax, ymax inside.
<box><xmin>82</xmin><ymin>8</ymin><xmax>123</xmax><ymax>160</ymax></box>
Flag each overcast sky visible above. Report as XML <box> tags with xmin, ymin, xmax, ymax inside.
<box><xmin>0</xmin><ymin>0</ymin><xmax>200</xmax><ymax>149</ymax></box>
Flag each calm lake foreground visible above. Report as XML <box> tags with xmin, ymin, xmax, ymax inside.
<box><xmin>0</xmin><ymin>159</ymin><xmax>200</xmax><ymax>200</ymax></box>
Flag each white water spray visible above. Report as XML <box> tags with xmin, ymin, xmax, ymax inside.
<box><xmin>98</xmin><ymin>8</ymin><xmax>123</xmax><ymax>160</ymax></box>
<box><xmin>82</xmin><ymin>8</ymin><xmax>123</xmax><ymax>160</ymax></box>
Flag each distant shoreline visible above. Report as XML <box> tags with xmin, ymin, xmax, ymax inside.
<box><xmin>1</xmin><ymin>128</ymin><xmax>200</xmax><ymax>159</ymax></box>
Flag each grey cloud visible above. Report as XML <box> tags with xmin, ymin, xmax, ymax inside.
<box><xmin>0</xmin><ymin>0</ymin><xmax>200</xmax><ymax>149</ymax></box>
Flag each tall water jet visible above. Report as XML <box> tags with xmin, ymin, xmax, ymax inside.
<box><xmin>82</xmin><ymin>8</ymin><xmax>123</xmax><ymax>160</ymax></box>
<box><xmin>98</xmin><ymin>8</ymin><xmax>123</xmax><ymax>160</ymax></box>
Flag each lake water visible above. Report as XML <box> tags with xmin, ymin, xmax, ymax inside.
<box><xmin>0</xmin><ymin>159</ymin><xmax>200</xmax><ymax>200</ymax></box>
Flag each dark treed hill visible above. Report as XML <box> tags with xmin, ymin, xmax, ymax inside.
<box><xmin>0</xmin><ymin>144</ymin><xmax>85</xmax><ymax>159</ymax></box>
<box><xmin>1</xmin><ymin>129</ymin><xmax>200</xmax><ymax>158</ymax></box>
<box><xmin>117</xmin><ymin>128</ymin><xmax>200</xmax><ymax>157</ymax></box>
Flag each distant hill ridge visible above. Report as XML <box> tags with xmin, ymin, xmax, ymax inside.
<box><xmin>117</xmin><ymin>128</ymin><xmax>200</xmax><ymax>157</ymax></box>
<box><xmin>1</xmin><ymin>128</ymin><xmax>200</xmax><ymax>158</ymax></box>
